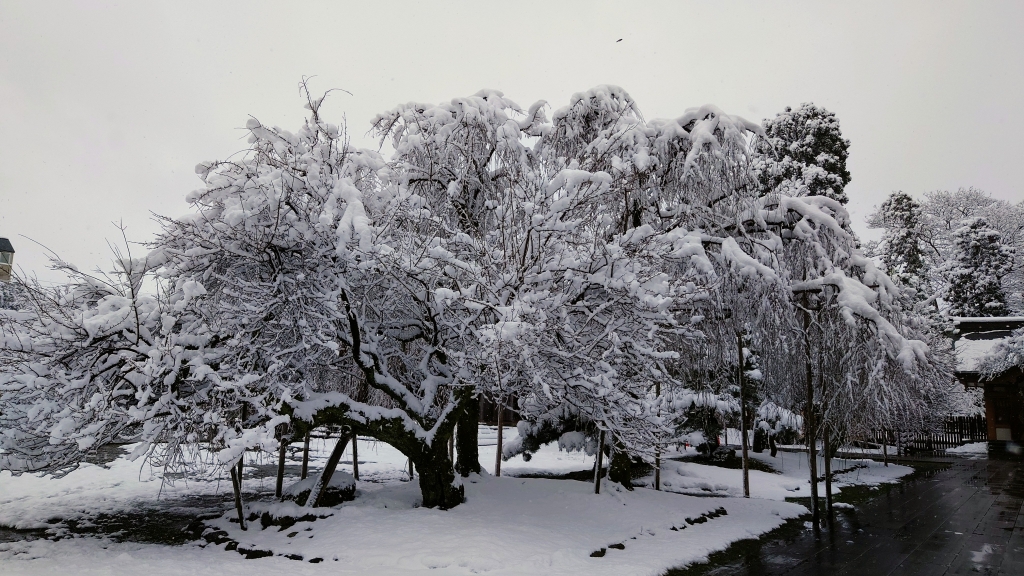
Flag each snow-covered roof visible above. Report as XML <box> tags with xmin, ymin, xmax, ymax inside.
<box><xmin>955</xmin><ymin>333</ymin><xmax>1005</xmax><ymax>373</ymax></box>
<box><xmin>952</xmin><ymin>317</ymin><xmax>1024</xmax><ymax>373</ymax></box>
<box><xmin>953</xmin><ymin>317</ymin><xmax>1024</xmax><ymax>324</ymax></box>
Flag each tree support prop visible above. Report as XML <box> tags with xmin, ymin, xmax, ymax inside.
<box><xmin>307</xmin><ymin>431</ymin><xmax>351</xmax><ymax>508</ymax></box>
<box><xmin>230</xmin><ymin>456</ymin><xmax>247</xmax><ymax>531</ymax></box>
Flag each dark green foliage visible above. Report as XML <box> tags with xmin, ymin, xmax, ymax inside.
<box><xmin>944</xmin><ymin>217</ymin><xmax>1015</xmax><ymax>317</ymax></box>
<box><xmin>756</xmin><ymin>103</ymin><xmax>851</xmax><ymax>204</ymax></box>
<box><xmin>877</xmin><ymin>192</ymin><xmax>929</xmax><ymax>297</ymax></box>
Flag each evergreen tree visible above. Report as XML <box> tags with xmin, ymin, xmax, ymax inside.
<box><xmin>943</xmin><ymin>217</ymin><xmax>1015</xmax><ymax>316</ymax></box>
<box><xmin>755</xmin><ymin>103</ymin><xmax>851</xmax><ymax>204</ymax></box>
<box><xmin>875</xmin><ymin>192</ymin><xmax>929</xmax><ymax>297</ymax></box>
<box><xmin>0</xmin><ymin>281</ymin><xmax>25</xmax><ymax>311</ymax></box>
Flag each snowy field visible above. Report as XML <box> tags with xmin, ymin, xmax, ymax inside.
<box><xmin>0</xmin><ymin>427</ymin><xmax>920</xmax><ymax>576</ymax></box>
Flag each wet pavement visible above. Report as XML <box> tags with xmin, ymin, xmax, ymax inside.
<box><xmin>670</xmin><ymin>456</ymin><xmax>1024</xmax><ymax>575</ymax></box>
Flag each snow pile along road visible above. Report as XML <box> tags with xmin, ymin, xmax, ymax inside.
<box><xmin>634</xmin><ymin>448</ymin><xmax>913</xmax><ymax>500</ymax></box>
<box><xmin>946</xmin><ymin>442</ymin><xmax>988</xmax><ymax>457</ymax></box>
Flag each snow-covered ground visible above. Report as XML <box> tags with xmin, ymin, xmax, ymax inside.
<box><xmin>0</xmin><ymin>427</ymin><xmax>917</xmax><ymax>576</ymax></box>
<box><xmin>634</xmin><ymin>448</ymin><xmax>914</xmax><ymax>500</ymax></box>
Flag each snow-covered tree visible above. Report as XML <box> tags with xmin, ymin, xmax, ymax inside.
<box><xmin>757</xmin><ymin>173</ymin><xmax>955</xmax><ymax>521</ymax></box>
<box><xmin>1</xmin><ymin>84</ymin><xmax>958</xmax><ymax>514</ymax></box>
<box><xmin>753</xmin><ymin>103</ymin><xmax>852</xmax><ymax>204</ymax></box>
<box><xmin>0</xmin><ymin>254</ymin><xmax>186</xmax><ymax>476</ymax></box>
<box><xmin>980</xmin><ymin>327</ymin><xmax>1024</xmax><ymax>375</ymax></box>
<box><xmin>869</xmin><ymin>188</ymin><xmax>1024</xmax><ymax>314</ymax></box>
<box><xmin>0</xmin><ymin>281</ymin><xmax>27</xmax><ymax>311</ymax></box>
<box><xmin>870</xmin><ymin>192</ymin><xmax>929</xmax><ymax>298</ymax></box>
<box><xmin>942</xmin><ymin>217</ymin><xmax>1015</xmax><ymax>317</ymax></box>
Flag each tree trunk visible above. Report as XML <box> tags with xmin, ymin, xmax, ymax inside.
<box><xmin>307</xmin><ymin>432</ymin><xmax>351</xmax><ymax>508</ymax></box>
<box><xmin>803</xmin><ymin>310</ymin><xmax>820</xmax><ymax>528</ymax></box>
<box><xmin>301</xmin><ymin>430</ymin><xmax>311</xmax><ymax>480</ymax></box>
<box><xmin>655</xmin><ymin>379</ymin><xmax>661</xmax><ymax>491</ymax></box>
<box><xmin>351</xmin><ymin>435</ymin><xmax>359</xmax><ymax>481</ymax></box>
<box><xmin>655</xmin><ymin>450</ymin><xmax>661</xmax><ymax>491</ymax></box>
<box><xmin>307</xmin><ymin>391</ymin><xmax>468</xmax><ymax>509</ymax></box>
<box><xmin>276</xmin><ymin>436</ymin><xmax>288</xmax><ymax>499</ymax></box>
<box><xmin>412</xmin><ymin>443</ymin><xmax>464</xmax><ymax>509</ymax></box>
<box><xmin>882</xmin><ymin>430</ymin><xmax>888</xmax><ymax>467</ymax></box>
<box><xmin>739</xmin><ymin>331</ymin><xmax>750</xmax><ymax>499</ymax></box>
<box><xmin>230</xmin><ymin>457</ymin><xmax>247</xmax><ymax>531</ymax></box>
<box><xmin>608</xmin><ymin>441</ymin><xmax>635</xmax><ymax>490</ymax></box>
<box><xmin>594</xmin><ymin>429</ymin><xmax>605</xmax><ymax>495</ymax></box>
<box><xmin>494</xmin><ymin>405</ymin><xmax>504</xmax><ymax>477</ymax></box>
<box><xmin>455</xmin><ymin>396</ymin><xmax>481</xmax><ymax>476</ymax></box>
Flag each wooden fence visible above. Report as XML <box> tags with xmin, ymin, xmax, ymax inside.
<box><xmin>871</xmin><ymin>415</ymin><xmax>987</xmax><ymax>453</ymax></box>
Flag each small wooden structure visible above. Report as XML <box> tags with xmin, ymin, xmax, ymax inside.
<box><xmin>0</xmin><ymin>237</ymin><xmax>14</xmax><ymax>283</ymax></box>
<box><xmin>953</xmin><ymin>316</ymin><xmax>1024</xmax><ymax>448</ymax></box>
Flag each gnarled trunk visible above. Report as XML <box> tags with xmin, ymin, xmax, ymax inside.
<box><xmin>413</xmin><ymin>443</ymin><xmax>464</xmax><ymax>509</ymax></box>
<box><xmin>308</xmin><ymin>389</ymin><xmax>474</xmax><ymax>509</ymax></box>
<box><xmin>608</xmin><ymin>438</ymin><xmax>635</xmax><ymax>490</ymax></box>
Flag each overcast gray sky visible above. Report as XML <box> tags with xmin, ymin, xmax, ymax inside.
<box><xmin>2</xmin><ymin>0</ymin><xmax>1022</xmax><ymax>281</ymax></box>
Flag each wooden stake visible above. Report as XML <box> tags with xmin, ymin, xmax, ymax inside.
<box><xmin>739</xmin><ymin>331</ymin><xmax>750</xmax><ymax>499</ymax></box>
<box><xmin>494</xmin><ymin>406</ymin><xmax>504</xmax><ymax>477</ymax></box>
<box><xmin>655</xmin><ymin>380</ymin><xmax>661</xmax><ymax>491</ymax></box>
<box><xmin>803</xmin><ymin>309</ymin><xmax>820</xmax><ymax>529</ymax></box>
<box><xmin>823</xmin><ymin>422</ymin><xmax>833</xmax><ymax>517</ymax></box>
<box><xmin>351</xmin><ymin>435</ymin><xmax>359</xmax><ymax>481</ymax></box>
<box><xmin>301</xmin><ymin>430</ymin><xmax>311</xmax><ymax>480</ymax></box>
<box><xmin>594</xmin><ymin>429</ymin><xmax>605</xmax><ymax>495</ymax></box>
<box><xmin>307</xmin><ymin>432</ymin><xmax>350</xmax><ymax>508</ymax></box>
<box><xmin>230</xmin><ymin>457</ymin><xmax>247</xmax><ymax>531</ymax></box>
<box><xmin>275</xmin><ymin>435</ymin><xmax>287</xmax><ymax>499</ymax></box>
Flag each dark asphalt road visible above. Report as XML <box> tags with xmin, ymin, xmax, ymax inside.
<box><xmin>672</xmin><ymin>456</ymin><xmax>1024</xmax><ymax>575</ymax></box>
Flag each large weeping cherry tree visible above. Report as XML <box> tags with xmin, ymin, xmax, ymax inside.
<box><xmin>757</xmin><ymin>190</ymin><xmax>955</xmax><ymax>524</ymax></box>
<box><xmin>376</xmin><ymin>87</ymin><xmax>692</xmax><ymax>488</ymax></box>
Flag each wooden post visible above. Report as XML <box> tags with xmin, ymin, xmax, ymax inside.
<box><xmin>276</xmin><ymin>434</ymin><xmax>288</xmax><ymax>499</ymax></box>
<box><xmin>494</xmin><ymin>405</ymin><xmax>504</xmax><ymax>477</ymax></box>
<box><xmin>823</xmin><ymin>422</ymin><xmax>833</xmax><ymax>517</ymax></box>
<box><xmin>655</xmin><ymin>448</ymin><xmax>661</xmax><ymax>491</ymax></box>
<box><xmin>408</xmin><ymin>458</ymin><xmax>414</xmax><ymax>479</ymax></box>
<box><xmin>655</xmin><ymin>379</ymin><xmax>661</xmax><ymax>491</ymax></box>
<box><xmin>351</xmin><ymin>435</ymin><xmax>359</xmax><ymax>481</ymax></box>
<box><xmin>301</xmin><ymin>430</ymin><xmax>311</xmax><ymax>480</ymax></box>
<box><xmin>738</xmin><ymin>331</ymin><xmax>750</xmax><ymax>499</ymax></box>
<box><xmin>882</xmin><ymin>429</ymin><xmax>888</xmax><ymax>467</ymax></box>
<box><xmin>594</xmin><ymin>429</ymin><xmax>605</xmax><ymax>495</ymax></box>
<box><xmin>802</xmin><ymin>308</ymin><xmax>820</xmax><ymax>529</ymax></box>
<box><xmin>230</xmin><ymin>457</ymin><xmax>247</xmax><ymax>530</ymax></box>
